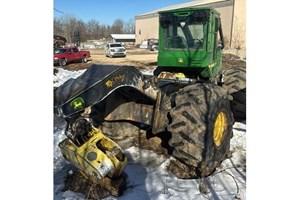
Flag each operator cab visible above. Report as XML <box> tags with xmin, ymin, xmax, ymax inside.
<box><xmin>157</xmin><ymin>8</ymin><xmax>224</xmax><ymax>79</ymax></box>
<box><xmin>161</xmin><ymin>11</ymin><xmax>207</xmax><ymax>50</ymax></box>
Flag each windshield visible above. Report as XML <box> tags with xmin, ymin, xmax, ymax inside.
<box><xmin>54</xmin><ymin>49</ymin><xmax>67</xmax><ymax>54</ymax></box>
<box><xmin>110</xmin><ymin>44</ymin><xmax>122</xmax><ymax>48</ymax></box>
<box><xmin>162</xmin><ymin>15</ymin><xmax>206</xmax><ymax>50</ymax></box>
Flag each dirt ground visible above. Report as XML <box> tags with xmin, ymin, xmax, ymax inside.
<box><xmin>55</xmin><ymin>48</ymin><xmax>246</xmax><ymax>199</ymax></box>
<box><xmin>54</xmin><ymin>48</ymin><xmax>246</xmax><ymax>72</ymax></box>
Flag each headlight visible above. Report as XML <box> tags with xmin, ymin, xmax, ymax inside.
<box><xmin>110</xmin><ymin>49</ymin><xmax>115</xmax><ymax>52</ymax></box>
<box><xmin>54</xmin><ymin>57</ymin><xmax>58</xmax><ymax>60</ymax></box>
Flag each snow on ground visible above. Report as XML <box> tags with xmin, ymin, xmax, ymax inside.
<box><xmin>54</xmin><ymin>67</ymin><xmax>246</xmax><ymax>200</ymax></box>
<box><xmin>53</xmin><ymin>67</ymin><xmax>86</xmax><ymax>88</ymax></box>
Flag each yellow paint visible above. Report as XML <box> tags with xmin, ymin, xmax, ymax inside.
<box><xmin>59</xmin><ymin>126</ymin><xmax>127</xmax><ymax>183</ymax></box>
<box><xmin>105</xmin><ymin>74</ymin><xmax>126</xmax><ymax>88</ymax></box>
<box><xmin>157</xmin><ymin>72</ymin><xmax>186</xmax><ymax>79</ymax></box>
<box><xmin>174</xmin><ymin>73</ymin><xmax>186</xmax><ymax>78</ymax></box>
<box><xmin>208</xmin><ymin>62</ymin><xmax>216</xmax><ymax>68</ymax></box>
<box><xmin>105</xmin><ymin>80</ymin><xmax>113</xmax><ymax>88</ymax></box>
<box><xmin>70</xmin><ymin>97</ymin><xmax>84</xmax><ymax>110</ymax></box>
<box><xmin>73</xmin><ymin>101</ymin><xmax>82</xmax><ymax>109</ymax></box>
<box><xmin>112</xmin><ymin>74</ymin><xmax>125</xmax><ymax>82</ymax></box>
<box><xmin>213</xmin><ymin>111</ymin><xmax>227</xmax><ymax>147</ymax></box>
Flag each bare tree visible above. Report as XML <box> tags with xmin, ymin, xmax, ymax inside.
<box><xmin>54</xmin><ymin>15</ymin><xmax>135</xmax><ymax>42</ymax></box>
<box><xmin>54</xmin><ymin>18</ymin><xmax>64</xmax><ymax>36</ymax></box>
<box><xmin>60</xmin><ymin>14</ymin><xmax>80</xmax><ymax>43</ymax></box>
<box><xmin>231</xmin><ymin>16</ymin><xmax>246</xmax><ymax>56</ymax></box>
<box><xmin>123</xmin><ymin>19</ymin><xmax>135</xmax><ymax>34</ymax></box>
<box><xmin>111</xmin><ymin>19</ymin><xmax>124</xmax><ymax>34</ymax></box>
<box><xmin>76</xmin><ymin>19</ymin><xmax>87</xmax><ymax>42</ymax></box>
<box><xmin>101</xmin><ymin>25</ymin><xmax>111</xmax><ymax>38</ymax></box>
<box><xmin>86</xmin><ymin>19</ymin><xmax>102</xmax><ymax>40</ymax></box>
<box><xmin>223</xmin><ymin>36</ymin><xmax>230</xmax><ymax>49</ymax></box>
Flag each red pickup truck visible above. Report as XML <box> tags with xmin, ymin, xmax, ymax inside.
<box><xmin>54</xmin><ymin>47</ymin><xmax>91</xmax><ymax>66</ymax></box>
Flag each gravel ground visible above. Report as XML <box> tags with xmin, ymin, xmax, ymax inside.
<box><xmin>54</xmin><ymin>48</ymin><xmax>246</xmax><ymax>71</ymax></box>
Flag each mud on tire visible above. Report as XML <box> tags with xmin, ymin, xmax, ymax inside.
<box><xmin>223</xmin><ymin>66</ymin><xmax>246</xmax><ymax>121</ymax></box>
<box><xmin>167</xmin><ymin>83</ymin><xmax>234</xmax><ymax>177</ymax></box>
<box><xmin>231</xmin><ymin>88</ymin><xmax>246</xmax><ymax>120</ymax></box>
<box><xmin>223</xmin><ymin>66</ymin><xmax>246</xmax><ymax>94</ymax></box>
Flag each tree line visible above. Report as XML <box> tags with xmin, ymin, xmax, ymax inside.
<box><xmin>54</xmin><ymin>14</ymin><xmax>135</xmax><ymax>43</ymax></box>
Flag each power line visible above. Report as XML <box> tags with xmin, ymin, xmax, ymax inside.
<box><xmin>54</xmin><ymin>8</ymin><xmax>64</xmax><ymax>14</ymax></box>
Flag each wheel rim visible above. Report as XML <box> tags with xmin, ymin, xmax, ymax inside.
<box><xmin>61</xmin><ymin>59</ymin><xmax>66</xmax><ymax>66</ymax></box>
<box><xmin>213</xmin><ymin>111</ymin><xmax>227</xmax><ymax>147</ymax></box>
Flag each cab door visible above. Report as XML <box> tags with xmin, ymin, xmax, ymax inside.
<box><xmin>66</xmin><ymin>48</ymin><xmax>73</xmax><ymax>61</ymax></box>
<box><xmin>72</xmin><ymin>47</ymin><xmax>81</xmax><ymax>61</ymax></box>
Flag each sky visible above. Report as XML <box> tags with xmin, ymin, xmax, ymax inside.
<box><xmin>54</xmin><ymin>0</ymin><xmax>197</xmax><ymax>24</ymax></box>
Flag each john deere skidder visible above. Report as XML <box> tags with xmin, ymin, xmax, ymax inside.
<box><xmin>54</xmin><ymin>7</ymin><xmax>246</xmax><ymax>184</ymax></box>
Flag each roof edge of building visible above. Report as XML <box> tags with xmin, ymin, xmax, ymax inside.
<box><xmin>135</xmin><ymin>0</ymin><xmax>233</xmax><ymax>20</ymax></box>
<box><xmin>111</xmin><ymin>34</ymin><xmax>136</xmax><ymax>39</ymax></box>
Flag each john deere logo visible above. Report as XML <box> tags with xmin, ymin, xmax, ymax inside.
<box><xmin>70</xmin><ymin>97</ymin><xmax>84</xmax><ymax>110</ymax></box>
<box><xmin>178</xmin><ymin>58</ymin><xmax>184</xmax><ymax>63</ymax></box>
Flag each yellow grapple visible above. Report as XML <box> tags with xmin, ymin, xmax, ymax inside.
<box><xmin>59</xmin><ymin>125</ymin><xmax>127</xmax><ymax>183</ymax></box>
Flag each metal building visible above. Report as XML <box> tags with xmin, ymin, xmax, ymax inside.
<box><xmin>110</xmin><ymin>34</ymin><xmax>135</xmax><ymax>43</ymax></box>
<box><xmin>135</xmin><ymin>0</ymin><xmax>246</xmax><ymax>49</ymax></box>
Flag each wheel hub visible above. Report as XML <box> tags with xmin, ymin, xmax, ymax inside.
<box><xmin>213</xmin><ymin>111</ymin><xmax>227</xmax><ymax>146</ymax></box>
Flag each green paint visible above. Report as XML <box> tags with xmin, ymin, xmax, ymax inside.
<box><xmin>158</xmin><ymin>7</ymin><xmax>223</xmax><ymax>78</ymax></box>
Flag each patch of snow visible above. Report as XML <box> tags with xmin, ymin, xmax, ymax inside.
<box><xmin>61</xmin><ymin>191</ymin><xmax>86</xmax><ymax>200</ymax></box>
<box><xmin>140</xmin><ymin>68</ymin><xmax>155</xmax><ymax>76</ymax></box>
<box><xmin>53</xmin><ymin>121</ymin><xmax>246</xmax><ymax>200</ymax></box>
<box><xmin>53</xmin><ymin>68</ymin><xmax>86</xmax><ymax>88</ymax></box>
<box><xmin>139</xmin><ymin>41</ymin><xmax>148</xmax><ymax>49</ymax></box>
<box><xmin>53</xmin><ymin>68</ymin><xmax>246</xmax><ymax>200</ymax></box>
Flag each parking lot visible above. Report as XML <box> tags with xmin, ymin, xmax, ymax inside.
<box><xmin>54</xmin><ymin>47</ymin><xmax>246</xmax><ymax>73</ymax></box>
<box><xmin>56</xmin><ymin>48</ymin><xmax>158</xmax><ymax>71</ymax></box>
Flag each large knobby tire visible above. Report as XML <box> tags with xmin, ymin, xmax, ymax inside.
<box><xmin>223</xmin><ymin>66</ymin><xmax>246</xmax><ymax>121</ymax></box>
<box><xmin>231</xmin><ymin>88</ymin><xmax>246</xmax><ymax>120</ymax></box>
<box><xmin>167</xmin><ymin>83</ymin><xmax>234</xmax><ymax>177</ymax></box>
<box><xmin>222</xmin><ymin>66</ymin><xmax>246</xmax><ymax>94</ymax></box>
